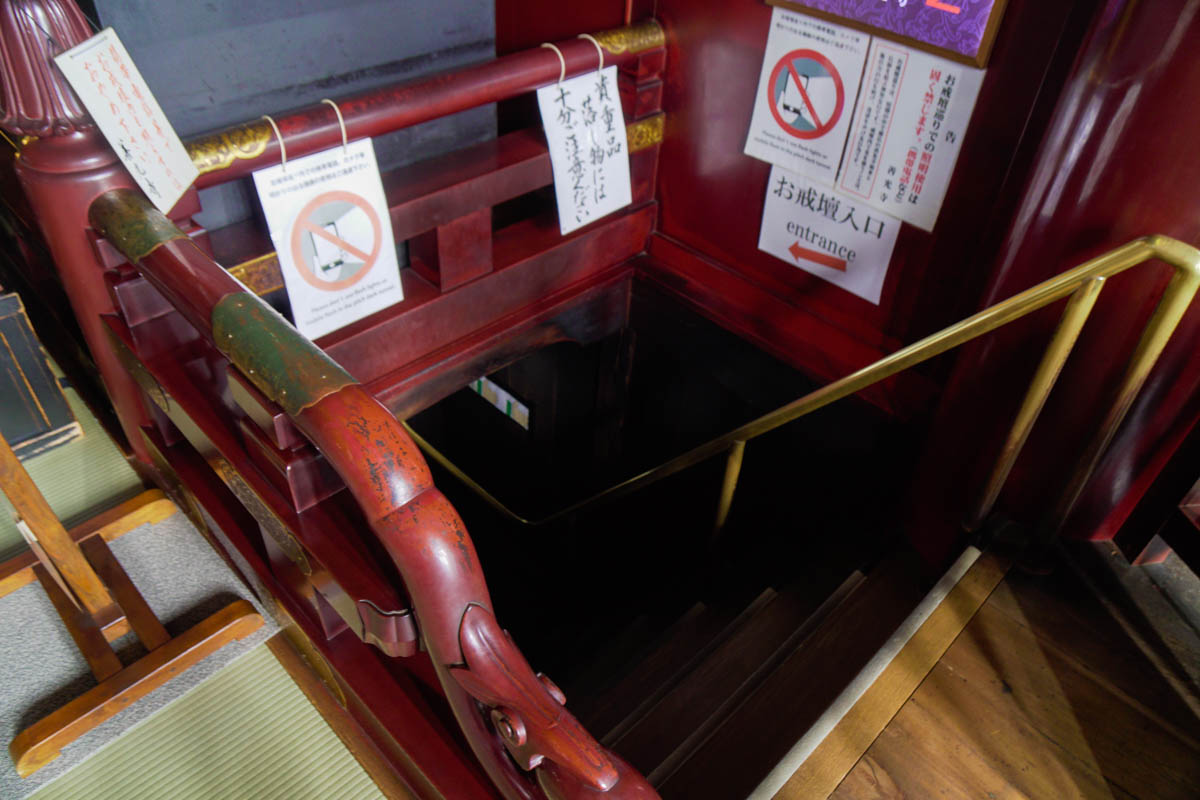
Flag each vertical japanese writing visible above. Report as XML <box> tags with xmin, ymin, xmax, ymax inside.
<box><xmin>56</xmin><ymin>29</ymin><xmax>198</xmax><ymax>213</ymax></box>
<box><xmin>908</xmin><ymin>70</ymin><xmax>955</xmax><ymax>205</ymax></box>
<box><xmin>537</xmin><ymin>65</ymin><xmax>632</xmax><ymax>234</ymax></box>
<box><xmin>839</xmin><ymin>45</ymin><xmax>905</xmax><ymax>200</ymax></box>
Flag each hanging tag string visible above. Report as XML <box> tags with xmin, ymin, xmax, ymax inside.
<box><xmin>576</xmin><ymin>33</ymin><xmax>604</xmax><ymax>72</ymax></box>
<box><xmin>320</xmin><ymin>99</ymin><xmax>348</xmax><ymax>152</ymax></box>
<box><xmin>540</xmin><ymin>42</ymin><xmax>566</xmax><ymax>84</ymax></box>
<box><xmin>261</xmin><ymin>114</ymin><xmax>287</xmax><ymax>170</ymax></box>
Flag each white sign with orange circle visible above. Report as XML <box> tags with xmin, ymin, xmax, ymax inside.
<box><xmin>252</xmin><ymin>139</ymin><xmax>403</xmax><ymax>340</ymax></box>
<box><xmin>744</xmin><ymin>8</ymin><xmax>869</xmax><ymax>184</ymax></box>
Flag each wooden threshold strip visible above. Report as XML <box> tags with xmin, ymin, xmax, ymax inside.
<box><xmin>757</xmin><ymin>546</ymin><xmax>1011</xmax><ymax>799</ymax></box>
<box><xmin>0</xmin><ymin>490</ymin><xmax>177</xmax><ymax>601</ymax></box>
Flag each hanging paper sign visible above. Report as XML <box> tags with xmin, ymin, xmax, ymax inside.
<box><xmin>252</xmin><ymin>140</ymin><xmax>404</xmax><ymax>340</ymax></box>
<box><xmin>837</xmin><ymin>41</ymin><xmax>983</xmax><ymax>231</ymax></box>
<box><xmin>759</xmin><ymin>165</ymin><xmax>899</xmax><ymax>304</ymax></box>
<box><xmin>745</xmin><ymin>8</ymin><xmax>869</xmax><ymax>184</ymax></box>
<box><xmin>54</xmin><ymin>28</ymin><xmax>199</xmax><ymax>214</ymax></box>
<box><xmin>537</xmin><ymin>65</ymin><xmax>632</xmax><ymax>235</ymax></box>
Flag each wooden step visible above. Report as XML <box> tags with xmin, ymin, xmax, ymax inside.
<box><xmin>589</xmin><ymin>593</ymin><xmax>770</xmax><ymax>744</ymax></box>
<box><xmin>611</xmin><ymin>578</ymin><xmax>857</xmax><ymax>779</ymax></box>
<box><xmin>563</xmin><ymin>612</ymin><xmax>658</xmax><ymax>711</ymax></box>
<box><xmin>658</xmin><ymin>553</ymin><xmax>926</xmax><ymax>799</ymax></box>
<box><xmin>647</xmin><ymin>571</ymin><xmax>865</xmax><ymax>787</ymax></box>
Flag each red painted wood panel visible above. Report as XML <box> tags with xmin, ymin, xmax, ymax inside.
<box><xmin>323</xmin><ymin>205</ymin><xmax>655</xmax><ymax>385</ymax></box>
<box><xmin>914</xmin><ymin>0</ymin><xmax>1200</xmax><ymax>558</ymax></box>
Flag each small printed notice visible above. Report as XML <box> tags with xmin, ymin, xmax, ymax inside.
<box><xmin>537</xmin><ymin>65</ymin><xmax>632</xmax><ymax>235</ymax></box>
<box><xmin>745</xmin><ymin>7</ymin><xmax>869</xmax><ymax>183</ymax></box>
<box><xmin>836</xmin><ymin>41</ymin><xmax>984</xmax><ymax>231</ymax></box>
<box><xmin>759</xmin><ymin>165</ymin><xmax>899</xmax><ymax>304</ymax></box>
<box><xmin>252</xmin><ymin>140</ymin><xmax>404</xmax><ymax>340</ymax></box>
<box><xmin>54</xmin><ymin>28</ymin><xmax>198</xmax><ymax>214</ymax></box>
<box><xmin>773</xmin><ymin>0</ymin><xmax>1006</xmax><ymax>65</ymax></box>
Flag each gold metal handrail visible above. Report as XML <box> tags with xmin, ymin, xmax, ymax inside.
<box><xmin>404</xmin><ymin>236</ymin><xmax>1200</xmax><ymax>538</ymax></box>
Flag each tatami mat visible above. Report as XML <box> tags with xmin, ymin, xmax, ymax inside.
<box><xmin>0</xmin><ymin>512</ymin><xmax>277</xmax><ymax>799</ymax></box>
<box><xmin>0</xmin><ymin>377</ymin><xmax>143</xmax><ymax>560</ymax></box>
<box><xmin>29</xmin><ymin>644</ymin><xmax>386</xmax><ymax>800</ymax></box>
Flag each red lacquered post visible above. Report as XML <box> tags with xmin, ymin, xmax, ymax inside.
<box><xmin>0</xmin><ymin>0</ymin><xmax>151</xmax><ymax>461</ymax></box>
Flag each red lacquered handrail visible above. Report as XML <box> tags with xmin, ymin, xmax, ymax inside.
<box><xmin>89</xmin><ymin>188</ymin><xmax>658</xmax><ymax>800</ymax></box>
<box><xmin>184</xmin><ymin>19</ymin><xmax>664</xmax><ymax>188</ymax></box>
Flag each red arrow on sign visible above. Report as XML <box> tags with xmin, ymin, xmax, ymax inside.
<box><xmin>788</xmin><ymin>240</ymin><xmax>847</xmax><ymax>272</ymax></box>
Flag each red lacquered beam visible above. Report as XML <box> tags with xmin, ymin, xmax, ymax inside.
<box><xmin>89</xmin><ymin>188</ymin><xmax>659</xmax><ymax>800</ymax></box>
<box><xmin>185</xmin><ymin>20</ymin><xmax>665</xmax><ymax>189</ymax></box>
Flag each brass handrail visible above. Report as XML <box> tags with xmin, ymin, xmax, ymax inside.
<box><xmin>404</xmin><ymin>236</ymin><xmax>1200</xmax><ymax>536</ymax></box>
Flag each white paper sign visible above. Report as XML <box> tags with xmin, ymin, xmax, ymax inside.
<box><xmin>744</xmin><ymin>8</ymin><xmax>869</xmax><ymax>183</ymax></box>
<box><xmin>759</xmin><ymin>165</ymin><xmax>899</xmax><ymax>304</ymax></box>
<box><xmin>54</xmin><ymin>28</ymin><xmax>198</xmax><ymax>214</ymax></box>
<box><xmin>837</xmin><ymin>41</ymin><xmax>984</xmax><ymax>231</ymax></box>
<box><xmin>252</xmin><ymin>140</ymin><xmax>404</xmax><ymax>340</ymax></box>
<box><xmin>537</xmin><ymin>65</ymin><xmax>632</xmax><ymax>235</ymax></box>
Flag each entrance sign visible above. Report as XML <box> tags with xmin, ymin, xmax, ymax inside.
<box><xmin>745</xmin><ymin>8</ymin><xmax>868</xmax><ymax>182</ymax></box>
<box><xmin>759</xmin><ymin>165</ymin><xmax>899</xmax><ymax>304</ymax></box>
<box><xmin>252</xmin><ymin>139</ymin><xmax>403</xmax><ymax>340</ymax></box>
<box><xmin>537</xmin><ymin>65</ymin><xmax>632</xmax><ymax>235</ymax></box>
<box><xmin>837</xmin><ymin>41</ymin><xmax>984</xmax><ymax>231</ymax></box>
<box><xmin>55</xmin><ymin>28</ymin><xmax>198</xmax><ymax>214</ymax></box>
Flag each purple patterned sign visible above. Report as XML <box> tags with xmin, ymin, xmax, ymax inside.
<box><xmin>772</xmin><ymin>0</ymin><xmax>1004</xmax><ymax>64</ymax></box>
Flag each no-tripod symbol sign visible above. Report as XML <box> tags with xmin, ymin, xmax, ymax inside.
<box><xmin>767</xmin><ymin>49</ymin><xmax>845</xmax><ymax>140</ymax></box>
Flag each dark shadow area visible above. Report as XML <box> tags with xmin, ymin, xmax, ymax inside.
<box><xmin>407</xmin><ymin>279</ymin><xmax>921</xmax><ymax>700</ymax></box>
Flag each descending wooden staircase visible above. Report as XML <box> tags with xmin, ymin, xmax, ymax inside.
<box><xmin>391</xmin><ymin>282</ymin><xmax>939</xmax><ymax>799</ymax></box>
<box><xmin>551</xmin><ymin>555</ymin><xmax>926</xmax><ymax>799</ymax></box>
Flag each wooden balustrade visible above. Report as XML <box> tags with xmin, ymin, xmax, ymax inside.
<box><xmin>1</xmin><ymin>2</ymin><xmax>669</xmax><ymax>793</ymax></box>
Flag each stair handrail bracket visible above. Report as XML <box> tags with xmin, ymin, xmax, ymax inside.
<box><xmin>88</xmin><ymin>188</ymin><xmax>658</xmax><ymax>800</ymax></box>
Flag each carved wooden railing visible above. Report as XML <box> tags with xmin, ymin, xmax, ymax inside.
<box><xmin>0</xmin><ymin>1</ymin><xmax>670</xmax><ymax>793</ymax></box>
<box><xmin>88</xmin><ymin>188</ymin><xmax>657</xmax><ymax>800</ymax></box>
<box><xmin>0</xmin><ymin>0</ymin><xmax>665</xmax><ymax>466</ymax></box>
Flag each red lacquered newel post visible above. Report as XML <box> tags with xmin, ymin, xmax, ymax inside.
<box><xmin>0</xmin><ymin>0</ymin><xmax>153</xmax><ymax>461</ymax></box>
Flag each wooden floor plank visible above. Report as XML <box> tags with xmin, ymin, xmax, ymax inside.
<box><xmin>773</xmin><ymin>552</ymin><xmax>1008</xmax><ymax>799</ymax></box>
<box><xmin>833</xmin><ymin>692</ymin><xmax>1134</xmax><ymax>800</ymax></box>
<box><xmin>947</xmin><ymin>603</ymin><xmax>1200</xmax><ymax>799</ymax></box>
<box><xmin>989</xmin><ymin>569</ymin><xmax>1200</xmax><ymax>735</ymax></box>
<box><xmin>836</xmin><ymin>580</ymin><xmax>1200</xmax><ymax>800</ymax></box>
